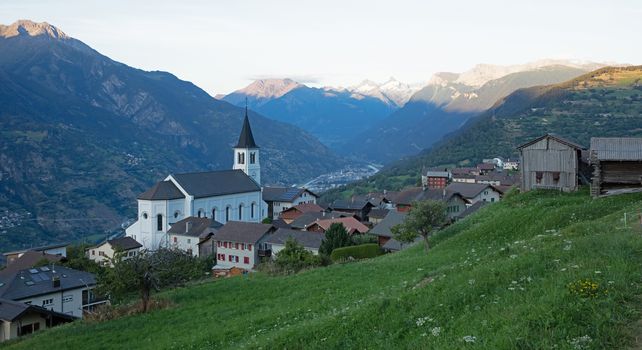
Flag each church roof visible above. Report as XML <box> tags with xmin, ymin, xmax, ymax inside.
<box><xmin>171</xmin><ymin>170</ymin><xmax>260</xmax><ymax>199</ymax></box>
<box><xmin>138</xmin><ymin>181</ymin><xmax>185</xmax><ymax>200</ymax></box>
<box><xmin>235</xmin><ymin>114</ymin><xmax>258</xmax><ymax>149</ymax></box>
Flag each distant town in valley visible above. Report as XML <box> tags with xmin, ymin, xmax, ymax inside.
<box><xmin>1</xmin><ymin>2</ymin><xmax>642</xmax><ymax>348</ymax></box>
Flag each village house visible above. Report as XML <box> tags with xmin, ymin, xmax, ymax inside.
<box><xmin>590</xmin><ymin>137</ymin><xmax>642</xmax><ymax>197</ymax></box>
<box><xmin>503</xmin><ymin>159</ymin><xmax>520</xmax><ymax>171</ymax></box>
<box><xmin>0</xmin><ymin>298</ymin><xmax>75</xmax><ymax>343</ymax></box>
<box><xmin>3</xmin><ymin>243</ymin><xmax>67</xmax><ymax>267</ymax></box>
<box><xmin>86</xmin><ymin>237</ymin><xmax>142</xmax><ymax>267</ymax></box>
<box><xmin>369</xmin><ymin>210</ymin><xmax>407</xmax><ymax>249</ymax></box>
<box><xmin>389</xmin><ymin>187</ymin><xmax>468</xmax><ymax>220</ymax></box>
<box><xmin>262</xmin><ymin>187</ymin><xmax>319</xmax><ymax>220</ymax></box>
<box><xmin>305</xmin><ymin>217</ymin><xmax>369</xmax><ymax>235</ymax></box>
<box><xmin>445</xmin><ymin>183</ymin><xmax>501</xmax><ymax>204</ymax></box>
<box><xmin>421</xmin><ymin>168</ymin><xmax>451</xmax><ymax>189</ymax></box>
<box><xmin>212</xmin><ymin>222</ymin><xmax>275</xmax><ymax>275</ymax></box>
<box><xmin>167</xmin><ymin>217</ymin><xmax>222</xmax><ymax>257</ymax></box>
<box><xmin>278</xmin><ymin>203</ymin><xmax>324</xmax><ymax>224</ymax></box>
<box><xmin>125</xmin><ymin>113</ymin><xmax>265</xmax><ymax>250</ymax></box>
<box><xmin>476</xmin><ymin>163</ymin><xmax>496</xmax><ymax>175</ymax></box>
<box><xmin>368</xmin><ymin>208</ymin><xmax>390</xmax><ymax>225</ymax></box>
<box><xmin>518</xmin><ymin>134</ymin><xmax>585</xmax><ymax>192</ymax></box>
<box><xmin>0</xmin><ymin>265</ymin><xmax>107</xmax><ymax>319</ymax></box>
<box><xmin>261</xmin><ymin>228</ymin><xmax>325</xmax><ymax>256</ymax></box>
<box><xmin>328</xmin><ymin>200</ymin><xmax>374</xmax><ymax>221</ymax></box>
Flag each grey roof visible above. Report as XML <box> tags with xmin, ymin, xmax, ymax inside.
<box><xmin>0</xmin><ymin>298</ymin><xmax>76</xmax><ymax>322</ymax></box>
<box><xmin>290</xmin><ymin>211</ymin><xmax>354</xmax><ymax>229</ymax></box>
<box><xmin>171</xmin><ymin>170</ymin><xmax>260</xmax><ymax>199</ymax></box>
<box><xmin>368</xmin><ymin>208</ymin><xmax>390</xmax><ymax>219</ymax></box>
<box><xmin>382</xmin><ymin>236</ymin><xmax>422</xmax><ymax>251</ymax></box>
<box><xmin>369</xmin><ymin>210</ymin><xmax>407</xmax><ymax>238</ymax></box>
<box><xmin>457</xmin><ymin>201</ymin><xmax>488</xmax><ymax>220</ymax></box>
<box><xmin>107</xmin><ymin>236</ymin><xmax>142</xmax><ymax>251</ymax></box>
<box><xmin>445</xmin><ymin>183</ymin><xmax>496</xmax><ymax>199</ymax></box>
<box><xmin>330</xmin><ymin>200</ymin><xmax>374</xmax><ymax>211</ymax></box>
<box><xmin>167</xmin><ymin>217</ymin><xmax>221</xmax><ymax>237</ymax></box>
<box><xmin>263</xmin><ymin>228</ymin><xmax>324</xmax><ymax>249</ymax></box>
<box><xmin>590</xmin><ymin>137</ymin><xmax>642</xmax><ymax>161</ymax></box>
<box><xmin>517</xmin><ymin>133</ymin><xmax>585</xmax><ymax>150</ymax></box>
<box><xmin>271</xmin><ymin>218</ymin><xmax>292</xmax><ymax>229</ymax></box>
<box><xmin>138</xmin><ymin>180</ymin><xmax>185</xmax><ymax>200</ymax></box>
<box><xmin>3</xmin><ymin>242</ymin><xmax>69</xmax><ymax>257</ymax></box>
<box><xmin>235</xmin><ymin>113</ymin><xmax>258</xmax><ymax>148</ymax></box>
<box><xmin>262</xmin><ymin>187</ymin><xmax>317</xmax><ymax>202</ymax></box>
<box><xmin>423</xmin><ymin>171</ymin><xmax>450</xmax><ymax>178</ymax></box>
<box><xmin>391</xmin><ymin>187</ymin><xmax>462</xmax><ymax>205</ymax></box>
<box><xmin>212</xmin><ymin>221</ymin><xmax>274</xmax><ymax>244</ymax></box>
<box><xmin>0</xmin><ymin>266</ymin><xmax>96</xmax><ymax>301</ymax></box>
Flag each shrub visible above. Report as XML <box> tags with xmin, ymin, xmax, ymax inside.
<box><xmin>351</xmin><ymin>234</ymin><xmax>377</xmax><ymax>245</ymax></box>
<box><xmin>330</xmin><ymin>243</ymin><xmax>382</xmax><ymax>262</ymax></box>
<box><xmin>273</xmin><ymin>238</ymin><xmax>322</xmax><ymax>274</ymax></box>
<box><xmin>319</xmin><ymin>223</ymin><xmax>352</xmax><ymax>256</ymax></box>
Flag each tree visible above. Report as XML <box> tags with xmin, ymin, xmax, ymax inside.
<box><xmin>319</xmin><ymin>223</ymin><xmax>352</xmax><ymax>256</ymax></box>
<box><xmin>391</xmin><ymin>200</ymin><xmax>447</xmax><ymax>253</ymax></box>
<box><xmin>100</xmin><ymin>248</ymin><xmax>204</xmax><ymax>312</ymax></box>
<box><xmin>274</xmin><ymin>238</ymin><xmax>321</xmax><ymax>273</ymax></box>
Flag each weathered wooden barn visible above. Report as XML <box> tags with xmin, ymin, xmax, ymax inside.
<box><xmin>590</xmin><ymin>137</ymin><xmax>642</xmax><ymax>197</ymax></box>
<box><xmin>517</xmin><ymin>134</ymin><xmax>585</xmax><ymax>192</ymax></box>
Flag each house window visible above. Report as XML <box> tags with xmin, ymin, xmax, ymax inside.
<box><xmin>244</xmin><ymin>257</ymin><xmax>250</xmax><ymax>264</ymax></box>
<box><xmin>211</xmin><ymin>208</ymin><xmax>216</xmax><ymax>220</ymax></box>
<box><xmin>552</xmin><ymin>171</ymin><xmax>561</xmax><ymax>184</ymax></box>
<box><xmin>187</xmin><ymin>238</ymin><xmax>191</xmax><ymax>244</ymax></box>
<box><xmin>238</xmin><ymin>204</ymin><xmax>243</xmax><ymax>220</ymax></box>
<box><xmin>157</xmin><ymin>214</ymin><xmax>163</xmax><ymax>231</ymax></box>
<box><xmin>91</xmin><ymin>250</ymin><xmax>95</xmax><ymax>256</ymax></box>
<box><xmin>491</xmin><ymin>198</ymin><xmax>495</xmax><ymax>202</ymax></box>
<box><xmin>226</xmin><ymin>206</ymin><xmax>230</xmax><ymax>221</ymax></box>
<box><xmin>99</xmin><ymin>251</ymin><xmax>105</xmax><ymax>257</ymax></box>
<box><xmin>235</xmin><ymin>256</ymin><xmax>239</xmax><ymax>263</ymax></box>
<box><xmin>248</xmin><ymin>244</ymin><xmax>252</xmax><ymax>251</ymax></box>
<box><xmin>535</xmin><ymin>171</ymin><xmax>543</xmax><ymax>184</ymax></box>
<box><xmin>250</xmin><ymin>152</ymin><xmax>256</xmax><ymax>164</ymax></box>
<box><xmin>228</xmin><ymin>255</ymin><xmax>233</xmax><ymax>262</ymax></box>
<box><xmin>235</xmin><ymin>243</ymin><xmax>239</xmax><ymax>249</ymax></box>
<box><xmin>173</xmin><ymin>237</ymin><xmax>177</xmax><ymax>243</ymax></box>
<box><xmin>63</xmin><ymin>295</ymin><xmax>73</xmax><ymax>303</ymax></box>
<box><xmin>223</xmin><ymin>242</ymin><xmax>228</xmax><ymax>248</ymax></box>
<box><xmin>42</xmin><ymin>298</ymin><xmax>54</xmax><ymax>307</ymax></box>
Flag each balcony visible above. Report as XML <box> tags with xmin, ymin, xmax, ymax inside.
<box><xmin>258</xmin><ymin>249</ymin><xmax>272</xmax><ymax>258</ymax></box>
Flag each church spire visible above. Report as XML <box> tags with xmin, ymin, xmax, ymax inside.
<box><xmin>235</xmin><ymin>101</ymin><xmax>258</xmax><ymax>148</ymax></box>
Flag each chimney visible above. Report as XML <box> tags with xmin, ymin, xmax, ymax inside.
<box><xmin>52</xmin><ymin>276</ymin><xmax>60</xmax><ymax>288</ymax></box>
<box><xmin>186</xmin><ymin>221</ymin><xmax>192</xmax><ymax>233</ymax></box>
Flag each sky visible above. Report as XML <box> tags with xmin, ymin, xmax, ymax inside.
<box><xmin>1</xmin><ymin>0</ymin><xmax>641</xmax><ymax>96</ymax></box>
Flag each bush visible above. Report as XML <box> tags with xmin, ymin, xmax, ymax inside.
<box><xmin>319</xmin><ymin>223</ymin><xmax>352</xmax><ymax>256</ymax></box>
<box><xmin>272</xmin><ymin>238</ymin><xmax>322</xmax><ymax>274</ymax></box>
<box><xmin>351</xmin><ymin>234</ymin><xmax>377</xmax><ymax>245</ymax></box>
<box><xmin>330</xmin><ymin>243</ymin><xmax>382</xmax><ymax>262</ymax></box>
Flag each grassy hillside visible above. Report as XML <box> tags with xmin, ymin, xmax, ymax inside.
<box><xmin>5</xmin><ymin>189</ymin><xmax>642</xmax><ymax>349</ymax></box>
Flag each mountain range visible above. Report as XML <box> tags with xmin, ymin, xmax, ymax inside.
<box><xmin>221</xmin><ymin>77</ymin><xmax>419</xmax><ymax>148</ymax></box>
<box><xmin>322</xmin><ymin>65</ymin><xmax>642</xmax><ymax>201</ymax></box>
<box><xmin>0</xmin><ymin>20</ymin><xmax>346</xmax><ymax>251</ymax></box>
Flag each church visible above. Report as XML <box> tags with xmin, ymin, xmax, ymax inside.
<box><xmin>125</xmin><ymin>111</ymin><xmax>265</xmax><ymax>250</ymax></box>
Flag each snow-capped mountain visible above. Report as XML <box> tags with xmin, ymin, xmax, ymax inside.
<box><xmin>344</xmin><ymin>77</ymin><xmax>421</xmax><ymax>107</ymax></box>
<box><xmin>223</xmin><ymin>78</ymin><xmax>303</xmax><ymax>109</ymax></box>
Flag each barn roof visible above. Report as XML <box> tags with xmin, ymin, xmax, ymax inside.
<box><xmin>517</xmin><ymin>133</ymin><xmax>585</xmax><ymax>150</ymax></box>
<box><xmin>590</xmin><ymin>137</ymin><xmax>642</xmax><ymax>161</ymax></box>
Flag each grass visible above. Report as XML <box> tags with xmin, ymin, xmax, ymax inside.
<box><xmin>4</xmin><ymin>189</ymin><xmax>642</xmax><ymax>349</ymax></box>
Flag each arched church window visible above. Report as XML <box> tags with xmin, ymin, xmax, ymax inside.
<box><xmin>238</xmin><ymin>204</ymin><xmax>243</xmax><ymax>220</ymax></box>
<box><xmin>238</xmin><ymin>152</ymin><xmax>245</xmax><ymax>165</ymax></box>
<box><xmin>157</xmin><ymin>214</ymin><xmax>163</xmax><ymax>231</ymax></box>
<box><xmin>174</xmin><ymin>210</ymin><xmax>181</xmax><ymax>219</ymax></box>
<box><xmin>197</xmin><ymin>209</ymin><xmax>204</xmax><ymax>218</ymax></box>
<box><xmin>251</xmin><ymin>202</ymin><xmax>255</xmax><ymax>218</ymax></box>
<box><xmin>211</xmin><ymin>207</ymin><xmax>217</xmax><ymax>220</ymax></box>
<box><xmin>225</xmin><ymin>206</ymin><xmax>230</xmax><ymax>222</ymax></box>
<box><xmin>250</xmin><ymin>152</ymin><xmax>256</xmax><ymax>164</ymax></box>
<box><xmin>142</xmin><ymin>212</ymin><xmax>148</xmax><ymax>220</ymax></box>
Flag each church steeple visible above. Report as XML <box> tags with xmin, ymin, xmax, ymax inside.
<box><xmin>233</xmin><ymin>102</ymin><xmax>260</xmax><ymax>185</ymax></box>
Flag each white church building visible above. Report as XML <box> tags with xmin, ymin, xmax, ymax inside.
<box><xmin>126</xmin><ymin>112</ymin><xmax>265</xmax><ymax>250</ymax></box>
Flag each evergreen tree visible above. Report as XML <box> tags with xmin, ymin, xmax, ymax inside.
<box><xmin>319</xmin><ymin>223</ymin><xmax>352</xmax><ymax>256</ymax></box>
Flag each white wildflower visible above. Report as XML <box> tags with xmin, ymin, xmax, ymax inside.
<box><xmin>510</xmin><ymin>254</ymin><xmax>518</xmax><ymax>259</ymax></box>
<box><xmin>463</xmin><ymin>335</ymin><xmax>477</xmax><ymax>343</ymax></box>
<box><xmin>569</xmin><ymin>335</ymin><xmax>592</xmax><ymax>349</ymax></box>
<box><xmin>468</xmin><ymin>279</ymin><xmax>476</xmax><ymax>285</ymax></box>
<box><xmin>421</xmin><ymin>332</ymin><xmax>427</xmax><ymax>337</ymax></box>
<box><xmin>594</xmin><ymin>271</ymin><xmax>602</xmax><ymax>274</ymax></box>
<box><xmin>431</xmin><ymin>327</ymin><xmax>441</xmax><ymax>336</ymax></box>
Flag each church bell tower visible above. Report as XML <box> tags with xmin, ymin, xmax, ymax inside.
<box><xmin>233</xmin><ymin>104</ymin><xmax>260</xmax><ymax>185</ymax></box>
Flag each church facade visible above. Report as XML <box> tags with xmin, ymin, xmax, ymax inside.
<box><xmin>126</xmin><ymin>113</ymin><xmax>265</xmax><ymax>250</ymax></box>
